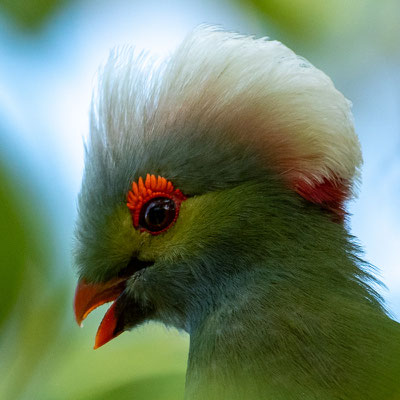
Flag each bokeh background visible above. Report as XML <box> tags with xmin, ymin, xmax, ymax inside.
<box><xmin>0</xmin><ymin>1</ymin><xmax>399</xmax><ymax>399</ymax></box>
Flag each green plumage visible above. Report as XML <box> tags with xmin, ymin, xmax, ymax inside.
<box><xmin>74</xmin><ymin>27</ymin><xmax>400</xmax><ymax>400</ymax></box>
<box><xmin>76</xmin><ymin>166</ymin><xmax>400</xmax><ymax>399</ymax></box>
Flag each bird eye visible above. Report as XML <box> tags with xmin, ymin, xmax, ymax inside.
<box><xmin>127</xmin><ymin>174</ymin><xmax>187</xmax><ymax>235</ymax></box>
<box><xmin>139</xmin><ymin>197</ymin><xmax>176</xmax><ymax>233</ymax></box>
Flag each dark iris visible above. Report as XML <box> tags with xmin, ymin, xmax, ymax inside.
<box><xmin>139</xmin><ymin>197</ymin><xmax>176</xmax><ymax>233</ymax></box>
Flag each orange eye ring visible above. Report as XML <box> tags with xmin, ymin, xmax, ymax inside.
<box><xmin>126</xmin><ymin>174</ymin><xmax>186</xmax><ymax>235</ymax></box>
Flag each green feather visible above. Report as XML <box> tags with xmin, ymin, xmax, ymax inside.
<box><xmin>76</xmin><ymin>170</ymin><xmax>400</xmax><ymax>399</ymax></box>
<box><xmin>74</xmin><ymin>27</ymin><xmax>400</xmax><ymax>400</ymax></box>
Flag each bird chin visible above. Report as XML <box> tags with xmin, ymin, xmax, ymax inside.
<box><xmin>74</xmin><ymin>259</ymin><xmax>154</xmax><ymax>349</ymax></box>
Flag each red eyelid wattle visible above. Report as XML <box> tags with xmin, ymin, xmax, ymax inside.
<box><xmin>126</xmin><ymin>174</ymin><xmax>187</xmax><ymax>234</ymax></box>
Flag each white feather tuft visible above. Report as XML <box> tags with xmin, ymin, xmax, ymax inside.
<box><xmin>91</xmin><ymin>25</ymin><xmax>362</xmax><ymax>203</ymax></box>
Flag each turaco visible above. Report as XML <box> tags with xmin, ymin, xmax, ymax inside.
<box><xmin>74</xmin><ymin>27</ymin><xmax>400</xmax><ymax>400</ymax></box>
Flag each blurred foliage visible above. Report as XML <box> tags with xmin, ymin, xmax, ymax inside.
<box><xmin>0</xmin><ymin>150</ymin><xmax>68</xmax><ymax>399</ymax></box>
<box><xmin>41</xmin><ymin>321</ymin><xmax>187</xmax><ymax>400</ymax></box>
<box><xmin>237</xmin><ymin>0</ymin><xmax>343</xmax><ymax>42</ymax></box>
<box><xmin>235</xmin><ymin>0</ymin><xmax>400</xmax><ymax>56</ymax></box>
<box><xmin>0</xmin><ymin>0</ymin><xmax>70</xmax><ymax>31</ymax></box>
<box><xmin>79</xmin><ymin>373</ymin><xmax>185</xmax><ymax>400</ymax></box>
<box><xmin>0</xmin><ymin>162</ymin><xmax>28</xmax><ymax>327</ymax></box>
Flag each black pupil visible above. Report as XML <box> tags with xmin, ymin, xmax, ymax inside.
<box><xmin>139</xmin><ymin>197</ymin><xmax>176</xmax><ymax>232</ymax></box>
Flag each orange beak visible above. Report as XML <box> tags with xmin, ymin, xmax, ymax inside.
<box><xmin>74</xmin><ymin>278</ymin><xmax>126</xmax><ymax>349</ymax></box>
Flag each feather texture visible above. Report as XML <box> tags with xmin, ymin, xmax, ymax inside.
<box><xmin>74</xmin><ymin>27</ymin><xmax>400</xmax><ymax>400</ymax></box>
<box><xmin>88</xmin><ymin>26</ymin><xmax>361</xmax><ymax>217</ymax></box>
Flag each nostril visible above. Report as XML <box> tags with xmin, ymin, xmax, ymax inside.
<box><xmin>117</xmin><ymin>257</ymin><xmax>153</xmax><ymax>278</ymax></box>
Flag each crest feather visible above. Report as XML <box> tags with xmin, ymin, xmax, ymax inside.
<box><xmin>90</xmin><ymin>26</ymin><xmax>362</xmax><ymax>217</ymax></box>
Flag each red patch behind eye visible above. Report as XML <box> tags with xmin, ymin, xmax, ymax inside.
<box><xmin>294</xmin><ymin>177</ymin><xmax>349</xmax><ymax>222</ymax></box>
<box><xmin>127</xmin><ymin>174</ymin><xmax>186</xmax><ymax>234</ymax></box>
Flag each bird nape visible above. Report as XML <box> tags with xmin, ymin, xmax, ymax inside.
<box><xmin>73</xmin><ymin>26</ymin><xmax>400</xmax><ymax>400</ymax></box>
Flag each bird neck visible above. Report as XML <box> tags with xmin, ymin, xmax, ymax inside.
<box><xmin>184</xmin><ymin>251</ymin><xmax>393</xmax><ymax>400</ymax></box>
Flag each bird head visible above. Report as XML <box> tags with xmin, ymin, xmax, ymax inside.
<box><xmin>73</xmin><ymin>26</ymin><xmax>362</xmax><ymax>350</ymax></box>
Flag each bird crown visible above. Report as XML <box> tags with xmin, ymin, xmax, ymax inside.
<box><xmin>88</xmin><ymin>26</ymin><xmax>361</xmax><ymax>220</ymax></box>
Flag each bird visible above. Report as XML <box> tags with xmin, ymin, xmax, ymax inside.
<box><xmin>73</xmin><ymin>26</ymin><xmax>400</xmax><ymax>400</ymax></box>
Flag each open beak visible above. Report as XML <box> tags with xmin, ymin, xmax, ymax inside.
<box><xmin>74</xmin><ymin>277</ymin><xmax>127</xmax><ymax>349</ymax></box>
<box><xmin>74</xmin><ymin>259</ymin><xmax>154</xmax><ymax>349</ymax></box>
<box><xmin>74</xmin><ymin>278</ymin><xmax>126</xmax><ymax>326</ymax></box>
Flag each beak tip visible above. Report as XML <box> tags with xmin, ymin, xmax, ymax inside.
<box><xmin>94</xmin><ymin>300</ymin><xmax>122</xmax><ymax>349</ymax></box>
<box><xmin>74</xmin><ymin>311</ymin><xmax>84</xmax><ymax>327</ymax></box>
<box><xmin>73</xmin><ymin>277</ymin><xmax>126</xmax><ymax>331</ymax></box>
<box><xmin>94</xmin><ymin>334</ymin><xmax>107</xmax><ymax>350</ymax></box>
